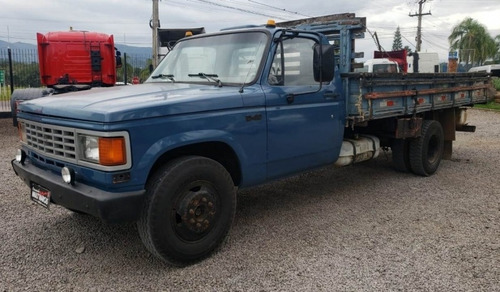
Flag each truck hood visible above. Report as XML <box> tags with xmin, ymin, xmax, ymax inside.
<box><xmin>18</xmin><ymin>83</ymin><xmax>247</xmax><ymax>123</ymax></box>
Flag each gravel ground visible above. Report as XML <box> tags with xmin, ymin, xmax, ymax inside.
<box><xmin>1</xmin><ymin>109</ymin><xmax>499</xmax><ymax>291</ymax></box>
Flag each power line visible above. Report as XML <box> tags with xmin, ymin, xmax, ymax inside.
<box><xmin>187</xmin><ymin>0</ymin><xmax>285</xmax><ymax>19</ymax></box>
<box><xmin>247</xmin><ymin>0</ymin><xmax>311</xmax><ymax>18</ymax></box>
<box><xmin>401</xmin><ymin>34</ymin><xmax>417</xmax><ymax>49</ymax></box>
<box><xmin>421</xmin><ymin>33</ymin><xmax>449</xmax><ymax>51</ymax></box>
<box><xmin>169</xmin><ymin>0</ymin><xmax>309</xmax><ymax>21</ymax></box>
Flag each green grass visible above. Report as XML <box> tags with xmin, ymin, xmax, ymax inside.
<box><xmin>492</xmin><ymin>78</ymin><xmax>500</xmax><ymax>91</ymax></box>
<box><xmin>475</xmin><ymin>101</ymin><xmax>500</xmax><ymax>111</ymax></box>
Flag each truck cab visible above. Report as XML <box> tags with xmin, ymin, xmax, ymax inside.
<box><xmin>357</xmin><ymin>58</ymin><xmax>400</xmax><ymax>73</ymax></box>
<box><xmin>37</xmin><ymin>30</ymin><xmax>119</xmax><ymax>87</ymax></box>
<box><xmin>468</xmin><ymin>64</ymin><xmax>500</xmax><ymax>77</ymax></box>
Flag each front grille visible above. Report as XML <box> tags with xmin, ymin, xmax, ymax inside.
<box><xmin>22</xmin><ymin>120</ymin><xmax>77</xmax><ymax>163</ymax></box>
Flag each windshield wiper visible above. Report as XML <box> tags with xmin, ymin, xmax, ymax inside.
<box><xmin>151</xmin><ymin>74</ymin><xmax>175</xmax><ymax>81</ymax></box>
<box><xmin>188</xmin><ymin>72</ymin><xmax>222</xmax><ymax>87</ymax></box>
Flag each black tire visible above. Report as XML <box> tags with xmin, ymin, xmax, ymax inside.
<box><xmin>391</xmin><ymin>138</ymin><xmax>411</xmax><ymax>172</ymax></box>
<box><xmin>409</xmin><ymin>120</ymin><xmax>444</xmax><ymax>176</ymax></box>
<box><xmin>137</xmin><ymin>156</ymin><xmax>236</xmax><ymax>266</ymax></box>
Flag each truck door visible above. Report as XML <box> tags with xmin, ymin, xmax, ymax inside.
<box><xmin>264</xmin><ymin>36</ymin><xmax>344</xmax><ymax>179</ymax></box>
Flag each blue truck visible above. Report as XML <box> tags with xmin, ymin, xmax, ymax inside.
<box><xmin>11</xmin><ymin>14</ymin><xmax>490</xmax><ymax>265</ymax></box>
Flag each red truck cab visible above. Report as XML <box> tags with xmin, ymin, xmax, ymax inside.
<box><xmin>37</xmin><ymin>30</ymin><xmax>119</xmax><ymax>87</ymax></box>
<box><xmin>374</xmin><ymin>49</ymin><xmax>408</xmax><ymax>73</ymax></box>
<box><xmin>11</xmin><ymin>30</ymin><xmax>121</xmax><ymax>126</ymax></box>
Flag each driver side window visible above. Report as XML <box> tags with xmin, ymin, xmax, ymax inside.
<box><xmin>268</xmin><ymin>37</ymin><xmax>318</xmax><ymax>87</ymax></box>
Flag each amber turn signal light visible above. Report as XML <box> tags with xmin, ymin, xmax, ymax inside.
<box><xmin>98</xmin><ymin>137</ymin><xmax>126</xmax><ymax>166</ymax></box>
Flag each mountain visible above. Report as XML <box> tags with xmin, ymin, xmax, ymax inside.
<box><xmin>0</xmin><ymin>40</ymin><xmax>38</xmax><ymax>50</ymax></box>
<box><xmin>115</xmin><ymin>44</ymin><xmax>152</xmax><ymax>67</ymax></box>
<box><xmin>115</xmin><ymin>44</ymin><xmax>151</xmax><ymax>57</ymax></box>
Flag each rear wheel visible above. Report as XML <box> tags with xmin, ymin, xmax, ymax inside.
<box><xmin>137</xmin><ymin>156</ymin><xmax>236</xmax><ymax>266</ymax></box>
<box><xmin>409</xmin><ymin>120</ymin><xmax>444</xmax><ymax>176</ymax></box>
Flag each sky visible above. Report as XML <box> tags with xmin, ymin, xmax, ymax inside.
<box><xmin>0</xmin><ymin>0</ymin><xmax>499</xmax><ymax>62</ymax></box>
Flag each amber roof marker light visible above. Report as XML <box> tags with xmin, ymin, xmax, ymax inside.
<box><xmin>266</xmin><ymin>20</ymin><xmax>276</xmax><ymax>28</ymax></box>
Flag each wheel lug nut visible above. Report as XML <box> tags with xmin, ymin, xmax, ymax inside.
<box><xmin>189</xmin><ymin>218</ymin><xmax>195</xmax><ymax>224</ymax></box>
<box><xmin>202</xmin><ymin>197</ymin><xmax>207</xmax><ymax>203</ymax></box>
<box><xmin>196</xmin><ymin>223</ymin><xmax>201</xmax><ymax>228</ymax></box>
<box><xmin>189</xmin><ymin>209</ymin><xmax>195</xmax><ymax>215</ymax></box>
<box><xmin>208</xmin><ymin>202</ymin><xmax>213</xmax><ymax>208</ymax></box>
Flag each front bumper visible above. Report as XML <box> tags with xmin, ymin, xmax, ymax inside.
<box><xmin>11</xmin><ymin>159</ymin><xmax>145</xmax><ymax>223</ymax></box>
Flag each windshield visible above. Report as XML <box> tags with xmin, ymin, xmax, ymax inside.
<box><xmin>373</xmin><ymin>64</ymin><xmax>398</xmax><ymax>73</ymax></box>
<box><xmin>147</xmin><ymin>31</ymin><xmax>269</xmax><ymax>85</ymax></box>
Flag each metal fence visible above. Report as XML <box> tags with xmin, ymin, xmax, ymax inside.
<box><xmin>0</xmin><ymin>49</ymin><xmax>39</xmax><ymax>113</ymax></box>
<box><xmin>0</xmin><ymin>48</ymin><xmax>151</xmax><ymax>113</ymax></box>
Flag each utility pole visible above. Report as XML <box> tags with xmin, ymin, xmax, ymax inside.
<box><xmin>409</xmin><ymin>0</ymin><xmax>431</xmax><ymax>52</ymax></box>
<box><xmin>151</xmin><ymin>0</ymin><xmax>160</xmax><ymax>68</ymax></box>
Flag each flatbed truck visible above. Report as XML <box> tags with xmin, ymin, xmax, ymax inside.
<box><xmin>11</xmin><ymin>14</ymin><xmax>489</xmax><ymax>265</ymax></box>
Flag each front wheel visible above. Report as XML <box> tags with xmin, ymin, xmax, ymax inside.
<box><xmin>409</xmin><ymin>120</ymin><xmax>444</xmax><ymax>176</ymax></box>
<box><xmin>137</xmin><ymin>156</ymin><xmax>236</xmax><ymax>266</ymax></box>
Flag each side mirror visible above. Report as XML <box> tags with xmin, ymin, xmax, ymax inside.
<box><xmin>313</xmin><ymin>44</ymin><xmax>335</xmax><ymax>82</ymax></box>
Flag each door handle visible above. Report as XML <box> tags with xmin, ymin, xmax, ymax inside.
<box><xmin>286</xmin><ymin>94</ymin><xmax>295</xmax><ymax>104</ymax></box>
<box><xmin>324</xmin><ymin>91</ymin><xmax>338</xmax><ymax>99</ymax></box>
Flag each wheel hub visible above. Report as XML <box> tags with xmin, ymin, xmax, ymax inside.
<box><xmin>177</xmin><ymin>188</ymin><xmax>216</xmax><ymax>237</ymax></box>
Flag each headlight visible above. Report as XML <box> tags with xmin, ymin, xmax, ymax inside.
<box><xmin>79</xmin><ymin>135</ymin><xmax>127</xmax><ymax>166</ymax></box>
<box><xmin>81</xmin><ymin>135</ymin><xmax>100</xmax><ymax>163</ymax></box>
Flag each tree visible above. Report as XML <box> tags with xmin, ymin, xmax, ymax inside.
<box><xmin>494</xmin><ymin>35</ymin><xmax>500</xmax><ymax>63</ymax></box>
<box><xmin>15</xmin><ymin>62</ymin><xmax>40</xmax><ymax>87</ymax></box>
<box><xmin>392</xmin><ymin>26</ymin><xmax>403</xmax><ymax>51</ymax></box>
<box><xmin>448</xmin><ymin>17</ymin><xmax>496</xmax><ymax>67</ymax></box>
<box><xmin>139</xmin><ymin>59</ymin><xmax>153</xmax><ymax>82</ymax></box>
<box><xmin>116</xmin><ymin>62</ymin><xmax>134</xmax><ymax>83</ymax></box>
<box><xmin>481</xmin><ymin>36</ymin><xmax>497</xmax><ymax>65</ymax></box>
